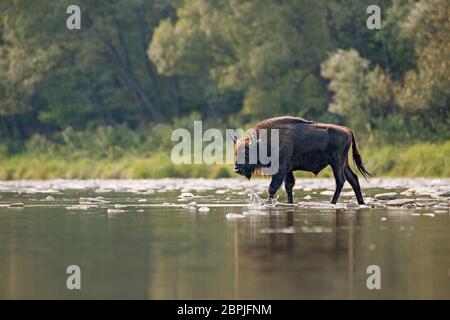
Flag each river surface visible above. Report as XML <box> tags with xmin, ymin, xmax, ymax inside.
<box><xmin>0</xmin><ymin>178</ymin><xmax>449</xmax><ymax>299</ymax></box>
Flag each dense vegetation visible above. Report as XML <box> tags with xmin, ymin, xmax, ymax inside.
<box><xmin>0</xmin><ymin>0</ymin><xmax>448</xmax><ymax>179</ymax></box>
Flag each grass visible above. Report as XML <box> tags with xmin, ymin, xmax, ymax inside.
<box><xmin>0</xmin><ymin>141</ymin><xmax>448</xmax><ymax>180</ymax></box>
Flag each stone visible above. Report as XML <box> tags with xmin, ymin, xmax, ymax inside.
<box><xmin>79</xmin><ymin>197</ymin><xmax>109</xmax><ymax>204</ymax></box>
<box><xmin>179</xmin><ymin>192</ymin><xmax>195</xmax><ymax>198</ymax></box>
<box><xmin>225</xmin><ymin>213</ymin><xmax>245</xmax><ymax>219</ymax></box>
<box><xmin>107</xmin><ymin>208</ymin><xmax>125</xmax><ymax>214</ymax></box>
<box><xmin>386</xmin><ymin>199</ymin><xmax>415</xmax><ymax>206</ymax></box>
<box><xmin>198</xmin><ymin>206</ymin><xmax>210</xmax><ymax>212</ymax></box>
<box><xmin>375</xmin><ymin>192</ymin><xmax>397</xmax><ymax>200</ymax></box>
<box><xmin>437</xmin><ymin>190</ymin><xmax>450</xmax><ymax>197</ymax></box>
<box><xmin>8</xmin><ymin>202</ymin><xmax>24</xmax><ymax>208</ymax></box>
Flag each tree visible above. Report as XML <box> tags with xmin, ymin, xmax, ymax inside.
<box><xmin>149</xmin><ymin>0</ymin><xmax>333</xmax><ymax>120</ymax></box>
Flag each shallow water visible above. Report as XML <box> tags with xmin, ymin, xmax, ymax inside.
<box><xmin>0</xmin><ymin>178</ymin><xmax>449</xmax><ymax>299</ymax></box>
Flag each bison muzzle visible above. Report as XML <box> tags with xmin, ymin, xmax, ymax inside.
<box><xmin>234</xmin><ymin>116</ymin><xmax>370</xmax><ymax>204</ymax></box>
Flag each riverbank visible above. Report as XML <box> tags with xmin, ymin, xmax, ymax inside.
<box><xmin>0</xmin><ymin>141</ymin><xmax>448</xmax><ymax>180</ymax></box>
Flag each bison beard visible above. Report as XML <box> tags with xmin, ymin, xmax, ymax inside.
<box><xmin>234</xmin><ymin>116</ymin><xmax>371</xmax><ymax>204</ymax></box>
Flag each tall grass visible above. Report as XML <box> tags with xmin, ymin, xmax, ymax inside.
<box><xmin>0</xmin><ymin>121</ymin><xmax>448</xmax><ymax>179</ymax></box>
<box><xmin>0</xmin><ymin>141</ymin><xmax>448</xmax><ymax>179</ymax></box>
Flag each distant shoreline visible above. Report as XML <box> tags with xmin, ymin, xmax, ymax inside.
<box><xmin>0</xmin><ymin>141</ymin><xmax>448</xmax><ymax>180</ymax></box>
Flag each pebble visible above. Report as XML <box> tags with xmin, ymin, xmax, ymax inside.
<box><xmin>433</xmin><ymin>202</ymin><xmax>449</xmax><ymax>209</ymax></box>
<box><xmin>401</xmin><ymin>203</ymin><xmax>417</xmax><ymax>209</ymax></box>
<box><xmin>179</xmin><ymin>192</ymin><xmax>195</xmax><ymax>198</ymax></box>
<box><xmin>107</xmin><ymin>208</ymin><xmax>125</xmax><ymax>214</ymax></box>
<box><xmin>375</xmin><ymin>192</ymin><xmax>398</xmax><ymax>200</ymax></box>
<box><xmin>183</xmin><ymin>202</ymin><xmax>198</xmax><ymax>210</ymax></box>
<box><xmin>79</xmin><ymin>197</ymin><xmax>109</xmax><ymax>204</ymax></box>
<box><xmin>225</xmin><ymin>213</ymin><xmax>246</xmax><ymax>219</ymax></box>
<box><xmin>319</xmin><ymin>190</ymin><xmax>334</xmax><ymax>196</ymax></box>
<box><xmin>386</xmin><ymin>199</ymin><xmax>415</xmax><ymax>206</ymax></box>
<box><xmin>8</xmin><ymin>202</ymin><xmax>24</xmax><ymax>208</ymax></box>
<box><xmin>346</xmin><ymin>202</ymin><xmax>360</xmax><ymax>208</ymax></box>
<box><xmin>66</xmin><ymin>205</ymin><xmax>92</xmax><ymax>210</ymax></box>
<box><xmin>198</xmin><ymin>206</ymin><xmax>210</xmax><ymax>212</ymax></box>
<box><xmin>437</xmin><ymin>190</ymin><xmax>450</xmax><ymax>197</ymax></box>
<box><xmin>44</xmin><ymin>196</ymin><xmax>56</xmax><ymax>201</ymax></box>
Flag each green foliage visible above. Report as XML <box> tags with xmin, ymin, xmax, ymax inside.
<box><xmin>149</xmin><ymin>0</ymin><xmax>332</xmax><ymax>119</ymax></box>
<box><xmin>0</xmin><ymin>0</ymin><xmax>448</xmax><ymax>180</ymax></box>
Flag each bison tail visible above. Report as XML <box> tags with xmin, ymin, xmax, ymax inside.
<box><xmin>350</xmin><ymin>131</ymin><xmax>371</xmax><ymax>180</ymax></box>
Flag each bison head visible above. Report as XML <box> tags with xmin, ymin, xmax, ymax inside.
<box><xmin>233</xmin><ymin>131</ymin><xmax>260</xmax><ymax>180</ymax></box>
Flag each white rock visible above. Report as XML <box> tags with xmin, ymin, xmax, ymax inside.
<box><xmin>79</xmin><ymin>197</ymin><xmax>109</xmax><ymax>204</ymax></box>
<box><xmin>375</xmin><ymin>192</ymin><xmax>398</xmax><ymax>200</ymax></box>
<box><xmin>437</xmin><ymin>190</ymin><xmax>450</xmax><ymax>197</ymax></box>
<box><xmin>198</xmin><ymin>206</ymin><xmax>210</xmax><ymax>212</ymax></box>
<box><xmin>179</xmin><ymin>192</ymin><xmax>195</xmax><ymax>198</ymax></box>
<box><xmin>386</xmin><ymin>199</ymin><xmax>415</xmax><ymax>206</ymax></box>
<box><xmin>107</xmin><ymin>208</ymin><xmax>125</xmax><ymax>214</ymax></box>
<box><xmin>215</xmin><ymin>189</ymin><xmax>228</xmax><ymax>194</ymax></box>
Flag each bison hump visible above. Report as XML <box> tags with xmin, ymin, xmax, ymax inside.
<box><xmin>255</xmin><ymin>116</ymin><xmax>315</xmax><ymax>129</ymax></box>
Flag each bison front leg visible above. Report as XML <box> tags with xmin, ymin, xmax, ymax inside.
<box><xmin>268</xmin><ymin>170</ymin><xmax>287</xmax><ymax>201</ymax></box>
<box><xmin>284</xmin><ymin>171</ymin><xmax>295</xmax><ymax>203</ymax></box>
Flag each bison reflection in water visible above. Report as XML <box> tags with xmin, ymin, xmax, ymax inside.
<box><xmin>233</xmin><ymin>116</ymin><xmax>371</xmax><ymax>204</ymax></box>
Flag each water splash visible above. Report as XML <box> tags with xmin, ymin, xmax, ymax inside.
<box><xmin>245</xmin><ymin>188</ymin><xmax>278</xmax><ymax>209</ymax></box>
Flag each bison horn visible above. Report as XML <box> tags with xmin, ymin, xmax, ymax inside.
<box><xmin>228</xmin><ymin>133</ymin><xmax>238</xmax><ymax>144</ymax></box>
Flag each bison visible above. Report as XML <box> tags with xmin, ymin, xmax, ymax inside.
<box><xmin>233</xmin><ymin>116</ymin><xmax>370</xmax><ymax>204</ymax></box>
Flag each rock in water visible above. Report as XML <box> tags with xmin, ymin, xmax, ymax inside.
<box><xmin>225</xmin><ymin>213</ymin><xmax>245</xmax><ymax>220</ymax></box>
<box><xmin>198</xmin><ymin>206</ymin><xmax>210</xmax><ymax>212</ymax></box>
<box><xmin>8</xmin><ymin>202</ymin><xmax>24</xmax><ymax>208</ymax></box>
<box><xmin>79</xmin><ymin>197</ymin><xmax>109</xmax><ymax>204</ymax></box>
<box><xmin>375</xmin><ymin>192</ymin><xmax>398</xmax><ymax>200</ymax></box>
<box><xmin>107</xmin><ymin>208</ymin><xmax>125</xmax><ymax>214</ymax></box>
<box><xmin>178</xmin><ymin>192</ymin><xmax>195</xmax><ymax>198</ymax></box>
<box><xmin>437</xmin><ymin>190</ymin><xmax>450</xmax><ymax>197</ymax></box>
<box><xmin>386</xmin><ymin>199</ymin><xmax>415</xmax><ymax>206</ymax></box>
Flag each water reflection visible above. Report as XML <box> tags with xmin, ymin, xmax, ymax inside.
<box><xmin>0</xmin><ymin>189</ymin><xmax>449</xmax><ymax>299</ymax></box>
<box><xmin>229</xmin><ymin>207</ymin><xmax>450</xmax><ymax>299</ymax></box>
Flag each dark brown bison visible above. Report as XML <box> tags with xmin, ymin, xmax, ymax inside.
<box><xmin>234</xmin><ymin>116</ymin><xmax>370</xmax><ymax>204</ymax></box>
